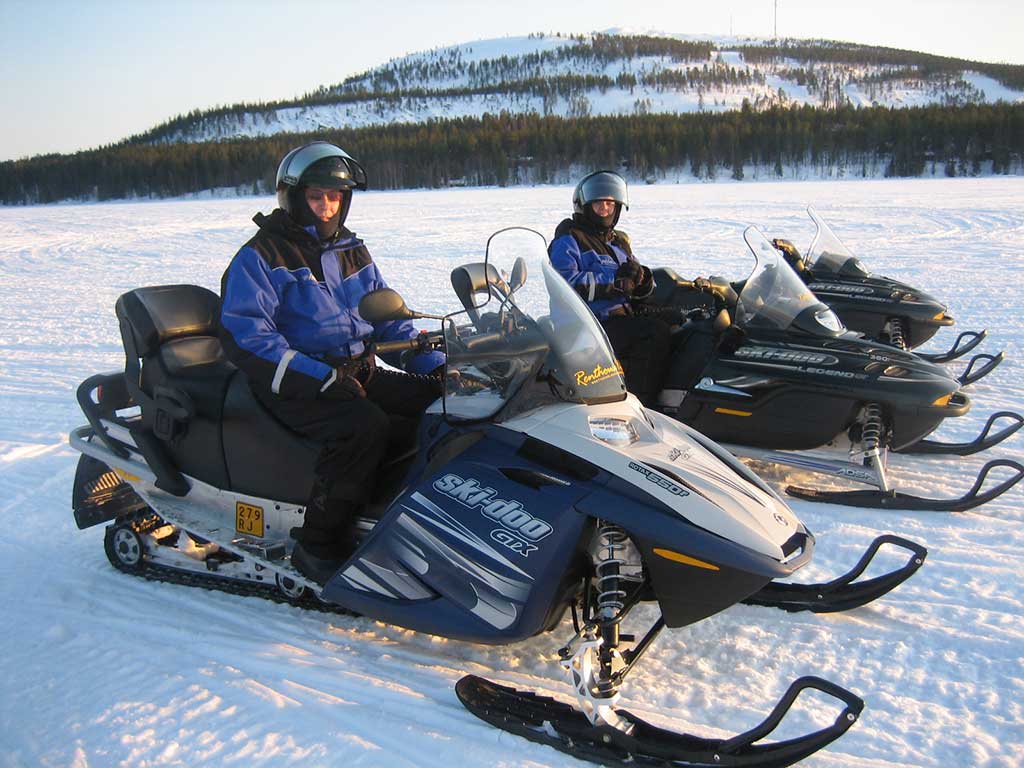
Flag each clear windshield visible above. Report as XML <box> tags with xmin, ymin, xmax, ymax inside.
<box><xmin>441</xmin><ymin>228</ymin><xmax>625</xmax><ymax>421</ymax></box>
<box><xmin>738</xmin><ymin>226</ymin><xmax>841</xmax><ymax>332</ymax></box>
<box><xmin>805</xmin><ymin>206</ymin><xmax>870</xmax><ymax>277</ymax></box>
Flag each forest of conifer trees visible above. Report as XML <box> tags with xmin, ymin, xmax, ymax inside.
<box><xmin>1</xmin><ymin>103</ymin><xmax>1021</xmax><ymax>205</ymax></box>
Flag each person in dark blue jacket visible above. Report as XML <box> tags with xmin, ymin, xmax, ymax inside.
<box><xmin>548</xmin><ymin>171</ymin><xmax>671</xmax><ymax>406</ymax></box>
<box><xmin>220</xmin><ymin>141</ymin><xmax>445</xmax><ymax>584</ymax></box>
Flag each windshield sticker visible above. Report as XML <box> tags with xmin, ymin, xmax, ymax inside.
<box><xmin>575</xmin><ymin>361</ymin><xmax>624</xmax><ymax>387</ymax></box>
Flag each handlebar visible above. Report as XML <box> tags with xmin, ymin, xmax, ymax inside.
<box><xmin>373</xmin><ymin>331</ymin><xmax>444</xmax><ymax>355</ymax></box>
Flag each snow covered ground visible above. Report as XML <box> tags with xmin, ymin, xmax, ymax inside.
<box><xmin>1</xmin><ymin>177</ymin><xmax>1023</xmax><ymax>767</ymax></box>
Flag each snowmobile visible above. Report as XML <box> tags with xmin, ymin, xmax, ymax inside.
<box><xmin>651</xmin><ymin>226</ymin><xmax>1023</xmax><ymax>512</ymax></box>
<box><xmin>771</xmin><ymin>206</ymin><xmax>1001</xmax><ymax>380</ymax></box>
<box><xmin>70</xmin><ymin>227</ymin><xmax>928</xmax><ymax>768</ymax></box>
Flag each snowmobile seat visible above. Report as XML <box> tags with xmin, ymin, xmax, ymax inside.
<box><xmin>115</xmin><ymin>285</ymin><xmax>236</xmax><ymax>491</ymax></box>
<box><xmin>220</xmin><ymin>373</ymin><xmax>318</xmax><ymax>504</ymax></box>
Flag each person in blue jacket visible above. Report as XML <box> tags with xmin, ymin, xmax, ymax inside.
<box><xmin>219</xmin><ymin>141</ymin><xmax>445</xmax><ymax>584</ymax></box>
<box><xmin>548</xmin><ymin>171</ymin><xmax>671</xmax><ymax>406</ymax></box>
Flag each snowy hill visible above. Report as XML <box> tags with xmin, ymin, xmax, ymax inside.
<box><xmin>146</xmin><ymin>30</ymin><xmax>1024</xmax><ymax>145</ymax></box>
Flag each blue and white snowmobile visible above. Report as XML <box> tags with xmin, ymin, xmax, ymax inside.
<box><xmin>70</xmin><ymin>228</ymin><xmax>926</xmax><ymax>768</ymax></box>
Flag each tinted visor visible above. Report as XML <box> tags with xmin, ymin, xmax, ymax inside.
<box><xmin>302</xmin><ymin>157</ymin><xmax>362</xmax><ymax>191</ymax></box>
<box><xmin>579</xmin><ymin>173</ymin><xmax>628</xmax><ymax>208</ymax></box>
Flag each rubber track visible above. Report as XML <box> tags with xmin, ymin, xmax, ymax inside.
<box><xmin>107</xmin><ymin>513</ymin><xmax>354</xmax><ymax>617</ymax></box>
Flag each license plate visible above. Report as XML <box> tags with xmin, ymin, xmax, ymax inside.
<box><xmin>235</xmin><ymin>501</ymin><xmax>265</xmax><ymax>537</ymax></box>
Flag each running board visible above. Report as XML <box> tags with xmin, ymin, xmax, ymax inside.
<box><xmin>957</xmin><ymin>352</ymin><xmax>1004</xmax><ymax>386</ymax></box>
<box><xmin>456</xmin><ymin>673</ymin><xmax>862</xmax><ymax>768</ymax></box>
<box><xmin>917</xmin><ymin>329</ymin><xmax>987</xmax><ymax>364</ymax></box>
<box><xmin>744</xmin><ymin>535</ymin><xmax>926</xmax><ymax>613</ymax></box>
<box><xmin>787</xmin><ymin>459</ymin><xmax>1024</xmax><ymax>512</ymax></box>
<box><xmin>899</xmin><ymin>411</ymin><xmax>1023</xmax><ymax>456</ymax></box>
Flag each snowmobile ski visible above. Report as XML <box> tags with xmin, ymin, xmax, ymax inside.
<box><xmin>955</xmin><ymin>351</ymin><xmax>1004</xmax><ymax>386</ymax></box>
<box><xmin>899</xmin><ymin>411</ymin><xmax>1024</xmax><ymax>456</ymax></box>
<box><xmin>743</xmin><ymin>535</ymin><xmax>927</xmax><ymax>613</ymax></box>
<box><xmin>787</xmin><ymin>459</ymin><xmax>1024</xmax><ymax>512</ymax></box>
<box><xmin>916</xmin><ymin>330</ymin><xmax>988</xmax><ymax>364</ymax></box>
<box><xmin>455</xmin><ymin>673</ymin><xmax>863</xmax><ymax>768</ymax></box>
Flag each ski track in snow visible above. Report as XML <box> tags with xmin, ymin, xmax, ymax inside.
<box><xmin>1</xmin><ymin>177</ymin><xmax>1022</xmax><ymax>767</ymax></box>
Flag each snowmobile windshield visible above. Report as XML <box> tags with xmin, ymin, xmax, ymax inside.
<box><xmin>738</xmin><ymin>226</ymin><xmax>845</xmax><ymax>335</ymax></box>
<box><xmin>441</xmin><ymin>228</ymin><xmax>626</xmax><ymax>421</ymax></box>
<box><xmin>805</xmin><ymin>207</ymin><xmax>871</xmax><ymax>277</ymax></box>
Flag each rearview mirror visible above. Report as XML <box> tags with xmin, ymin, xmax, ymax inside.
<box><xmin>359</xmin><ymin>288</ymin><xmax>414</xmax><ymax>322</ymax></box>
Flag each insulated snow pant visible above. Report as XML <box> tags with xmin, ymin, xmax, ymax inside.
<box><xmin>256</xmin><ymin>369</ymin><xmax>442</xmax><ymax>558</ymax></box>
<box><xmin>600</xmin><ymin>314</ymin><xmax>673</xmax><ymax>406</ymax></box>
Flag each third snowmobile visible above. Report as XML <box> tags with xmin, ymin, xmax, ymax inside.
<box><xmin>771</xmin><ymin>206</ymin><xmax>1002</xmax><ymax>378</ymax></box>
<box><xmin>70</xmin><ymin>228</ymin><xmax>926</xmax><ymax>768</ymax></box>
<box><xmin>651</xmin><ymin>226</ymin><xmax>1023</xmax><ymax>511</ymax></box>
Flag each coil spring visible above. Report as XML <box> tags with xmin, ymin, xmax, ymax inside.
<box><xmin>861</xmin><ymin>402</ymin><xmax>885</xmax><ymax>453</ymax></box>
<box><xmin>887</xmin><ymin>317</ymin><xmax>908</xmax><ymax>350</ymax></box>
<box><xmin>595</xmin><ymin>523</ymin><xmax>629</xmax><ymax>618</ymax></box>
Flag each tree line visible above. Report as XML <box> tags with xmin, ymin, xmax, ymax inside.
<box><xmin>2</xmin><ymin>103</ymin><xmax>1021</xmax><ymax>204</ymax></box>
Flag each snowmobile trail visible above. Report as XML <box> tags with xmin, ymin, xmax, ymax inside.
<box><xmin>3</xmin><ymin>178</ymin><xmax>1024</xmax><ymax>767</ymax></box>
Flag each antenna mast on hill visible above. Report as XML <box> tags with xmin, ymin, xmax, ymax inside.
<box><xmin>774</xmin><ymin>0</ymin><xmax>778</xmax><ymax>39</ymax></box>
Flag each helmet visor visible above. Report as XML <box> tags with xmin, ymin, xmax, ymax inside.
<box><xmin>578</xmin><ymin>173</ymin><xmax>628</xmax><ymax>209</ymax></box>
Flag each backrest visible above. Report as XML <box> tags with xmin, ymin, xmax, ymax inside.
<box><xmin>116</xmin><ymin>284</ymin><xmax>221</xmax><ymax>361</ymax></box>
<box><xmin>114</xmin><ymin>284</ymin><xmax>234</xmax><ymax>424</ymax></box>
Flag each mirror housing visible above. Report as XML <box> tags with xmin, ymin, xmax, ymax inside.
<box><xmin>359</xmin><ymin>288</ymin><xmax>415</xmax><ymax>322</ymax></box>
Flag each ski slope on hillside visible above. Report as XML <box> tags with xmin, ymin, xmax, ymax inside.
<box><xmin>0</xmin><ymin>177</ymin><xmax>1022</xmax><ymax>767</ymax></box>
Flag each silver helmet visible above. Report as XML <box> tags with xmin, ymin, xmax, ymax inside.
<box><xmin>572</xmin><ymin>170</ymin><xmax>629</xmax><ymax>215</ymax></box>
<box><xmin>275</xmin><ymin>141</ymin><xmax>367</xmax><ymax>216</ymax></box>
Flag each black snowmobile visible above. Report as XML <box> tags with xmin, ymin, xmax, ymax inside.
<box><xmin>771</xmin><ymin>206</ymin><xmax>1001</xmax><ymax>378</ymax></box>
<box><xmin>651</xmin><ymin>226</ymin><xmax>1023</xmax><ymax>512</ymax></box>
<box><xmin>71</xmin><ymin>228</ymin><xmax>927</xmax><ymax>768</ymax></box>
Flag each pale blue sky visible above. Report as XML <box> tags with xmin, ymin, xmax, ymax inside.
<box><xmin>2</xmin><ymin>0</ymin><xmax>1021</xmax><ymax>161</ymax></box>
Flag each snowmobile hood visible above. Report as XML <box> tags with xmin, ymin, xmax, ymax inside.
<box><xmin>501</xmin><ymin>398</ymin><xmax>802</xmax><ymax>560</ymax></box>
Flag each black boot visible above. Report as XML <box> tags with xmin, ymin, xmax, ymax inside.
<box><xmin>290</xmin><ymin>542</ymin><xmax>345</xmax><ymax>586</ymax></box>
<box><xmin>290</xmin><ymin>479</ymin><xmax>361</xmax><ymax>585</ymax></box>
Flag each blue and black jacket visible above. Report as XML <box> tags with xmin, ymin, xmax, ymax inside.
<box><xmin>548</xmin><ymin>216</ymin><xmax>637</xmax><ymax>319</ymax></box>
<box><xmin>219</xmin><ymin>209</ymin><xmax>444</xmax><ymax>399</ymax></box>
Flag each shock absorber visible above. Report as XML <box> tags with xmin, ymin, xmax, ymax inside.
<box><xmin>858</xmin><ymin>402</ymin><xmax>889</xmax><ymax>491</ymax></box>
<box><xmin>592</xmin><ymin>522</ymin><xmax>631</xmax><ymax>694</ymax></box>
<box><xmin>886</xmin><ymin>316</ymin><xmax>908</xmax><ymax>350</ymax></box>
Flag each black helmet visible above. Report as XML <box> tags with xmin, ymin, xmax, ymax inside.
<box><xmin>572</xmin><ymin>170</ymin><xmax>629</xmax><ymax>215</ymax></box>
<box><xmin>275</xmin><ymin>141</ymin><xmax>367</xmax><ymax>223</ymax></box>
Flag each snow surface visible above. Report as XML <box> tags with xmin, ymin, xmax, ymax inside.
<box><xmin>1</xmin><ymin>177</ymin><xmax>1023</xmax><ymax>767</ymax></box>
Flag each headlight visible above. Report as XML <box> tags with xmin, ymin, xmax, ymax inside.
<box><xmin>815</xmin><ymin>309</ymin><xmax>844</xmax><ymax>333</ymax></box>
<box><xmin>588</xmin><ymin>417</ymin><xmax>639</xmax><ymax>446</ymax></box>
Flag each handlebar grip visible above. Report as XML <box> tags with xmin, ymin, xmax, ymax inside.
<box><xmin>373</xmin><ymin>332</ymin><xmax>443</xmax><ymax>355</ymax></box>
<box><xmin>461</xmin><ymin>331</ymin><xmax>504</xmax><ymax>350</ymax></box>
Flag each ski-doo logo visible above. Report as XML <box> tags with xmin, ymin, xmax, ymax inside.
<box><xmin>808</xmin><ymin>283</ymin><xmax>874</xmax><ymax>295</ymax></box>
<box><xmin>628</xmin><ymin>462</ymin><xmax>690</xmax><ymax>497</ymax></box>
<box><xmin>432</xmin><ymin>474</ymin><xmax>552</xmax><ymax>557</ymax></box>
<box><xmin>734</xmin><ymin>347</ymin><xmax>839</xmax><ymax>366</ymax></box>
<box><xmin>667</xmin><ymin>447</ymin><xmax>692</xmax><ymax>463</ymax></box>
<box><xmin>574</xmin><ymin>361</ymin><xmax>624</xmax><ymax>387</ymax></box>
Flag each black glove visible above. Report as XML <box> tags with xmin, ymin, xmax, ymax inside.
<box><xmin>614</xmin><ymin>260</ymin><xmax>644</xmax><ymax>295</ymax></box>
<box><xmin>319</xmin><ymin>368</ymin><xmax>367</xmax><ymax>400</ymax></box>
<box><xmin>634</xmin><ymin>265</ymin><xmax>654</xmax><ymax>299</ymax></box>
